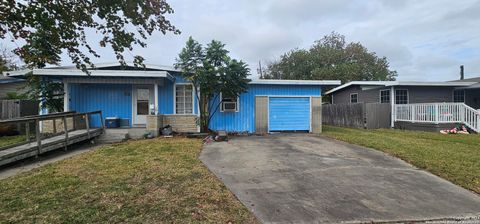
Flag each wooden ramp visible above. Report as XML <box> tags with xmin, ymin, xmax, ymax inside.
<box><xmin>0</xmin><ymin>111</ymin><xmax>104</xmax><ymax>167</ymax></box>
<box><xmin>0</xmin><ymin>129</ymin><xmax>102</xmax><ymax>166</ymax></box>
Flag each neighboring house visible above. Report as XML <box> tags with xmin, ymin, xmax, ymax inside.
<box><xmin>4</xmin><ymin>63</ymin><xmax>340</xmax><ymax>134</ymax></box>
<box><xmin>325</xmin><ymin>78</ymin><xmax>480</xmax><ymax>132</ymax></box>
<box><xmin>325</xmin><ymin>80</ymin><xmax>479</xmax><ymax>108</ymax></box>
<box><xmin>0</xmin><ymin>75</ymin><xmax>27</xmax><ymax>99</ymax></box>
<box><xmin>451</xmin><ymin>77</ymin><xmax>480</xmax><ymax>109</ymax></box>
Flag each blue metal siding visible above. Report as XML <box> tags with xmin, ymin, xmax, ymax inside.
<box><xmin>69</xmin><ymin>83</ymin><xmax>132</xmax><ymax>127</ymax></box>
<box><xmin>159</xmin><ymin>80</ymin><xmax>174</xmax><ymax>114</ymax></box>
<box><xmin>269</xmin><ymin>97</ymin><xmax>310</xmax><ymax>131</ymax></box>
<box><xmin>173</xmin><ymin>74</ymin><xmax>190</xmax><ymax>84</ymax></box>
<box><xmin>209</xmin><ymin>84</ymin><xmax>321</xmax><ymax>133</ymax></box>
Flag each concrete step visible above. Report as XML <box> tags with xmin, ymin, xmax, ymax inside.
<box><xmin>97</xmin><ymin>129</ymin><xmax>129</xmax><ymax>143</ymax></box>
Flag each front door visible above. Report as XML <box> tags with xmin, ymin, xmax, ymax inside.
<box><xmin>133</xmin><ymin>85</ymin><xmax>154</xmax><ymax>125</ymax></box>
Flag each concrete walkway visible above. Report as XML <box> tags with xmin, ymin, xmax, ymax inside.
<box><xmin>201</xmin><ymin>134</ymin><xmax>480</xmax><ymax>224</ymax></box>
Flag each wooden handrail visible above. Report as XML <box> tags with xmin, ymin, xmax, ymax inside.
<box><xmin>0</xmin><ymin>110</ymin><xmax>102</xmax><ymax>124</ymax></box>
<box><xmin>0</xmin><ymin>110</ymin><xmax>104</xmax><ymax>154</ymax></box>
<box><xmin>395</xmin><ymin>103</ymin><xmax>479</xmax><ymax>133</ymax></box>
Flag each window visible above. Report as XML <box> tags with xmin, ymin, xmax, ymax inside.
<box><xmin>175</xmin><ymin>84</ymin><xmax>193</xmax><ymax>114</ymax></box>
<box><xmin>453</xmin><ymin>90</ymin><xmax>465</xmax><ymax>103</ymax></box>
<box><xmin>136</xmin><ymin>88</ymin><xmax>150</xmax><ymax>115</ymax></box>
<box><xmin>350</xmin><ymin>93</ymin><xmax>358</xmax><ymax>103</ymax></box>
<box><xmin>220</xmin><ymin>93</ymin><xmax>239</xmax><ymax>112</ymax></box>
<box><xmin>380</xmin><ymin>90</ymin><xmax>390</xmax><ymax>103</ymax></box>
<box><xmin>395</xmin><ymin>89</ymin><xmax>408</xmax><ymax>104</ymax></box>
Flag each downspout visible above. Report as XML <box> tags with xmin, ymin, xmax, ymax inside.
<box><xmin>390</xmin><ymin>86</ymin><xmax>395</xmax><ymax>128</ymax></box>
<box><xmin>63</xmin><ymin>80</ymin><xmax>69</xmax><ymax>112</ymax></box>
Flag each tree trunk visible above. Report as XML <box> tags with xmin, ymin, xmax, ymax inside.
<box><xmin>200</xmin><ymin>95</ymin><xmax>209</xmax><ymax>133</ymax></box>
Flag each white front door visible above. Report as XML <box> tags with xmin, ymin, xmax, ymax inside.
<box><xmin>133</xmin><ymin>85</ymin><xmax>154</xmax><ymax>125</ymax></box>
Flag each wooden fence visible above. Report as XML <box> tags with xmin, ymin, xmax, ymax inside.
<box><xmin>0</xmin><ymin>100</ymin><xmax>39</xmax><ymax>120</ymax></box>
<box><xmin>322</xmin><ymin>103</ymin><xmax>391</xmax><ymax>129</ymax></box>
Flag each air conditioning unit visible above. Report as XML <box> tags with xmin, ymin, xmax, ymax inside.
<box><xmin>222</xmin><ymin>102</ymin><xmax>237</xmax><ymax>112</ymax></box>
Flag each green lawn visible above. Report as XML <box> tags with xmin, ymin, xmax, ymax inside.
<box><xmin>0</xmin><ymin>138</ymin><xmax>257</xmax><ymax>223</ymax></box>
<box><xmin>0</xmin><ymin>135</ymin><xmax>25</xmax><ymax>148</ymax></box>
<box><xmin>322</xmin><ymin>125</ymin><xmax>480</xmax><ymax>194</ymax></box>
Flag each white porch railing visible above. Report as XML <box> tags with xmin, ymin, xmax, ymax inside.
<box><xmin>394</xmin><ymin>103</ymin><xmax>479</xmax><ymax>133</ymax></box>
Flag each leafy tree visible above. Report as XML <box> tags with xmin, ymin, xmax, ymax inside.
<box><xmin>6</xmin><ymin>92</ymin><xmax>28</xmax><ymax>100</ymax></box>
<box><xmin>24</xmin><ymin>73</ymin><xmax>64</xmax><ymax>112</ymax></box>
<box><xmin>0</xmin><ymin>0</ymin><xmax>180</xmax><ymax>70</ymax></box>
<box><xmin>265</xmin><ymin>32</ymin><xmax>397</xmax><ymax>83</ymax></box>
<box><xmin>175</xmin><ymin>37</ymin><xmax>250</xmax><ymax>132</ymax></box>
<box><xmin>0</xmin><ymin>45</ymin><xmax>29</xmax><ymax>100</ymax></box>
<box><xmin>1</xmin><ymin>0</ymin><xmax>179</xmax><ymax>112</ymax></box>
<box><xmin>0</xmin><ymin>45</ymin><xmax>19</xmax><ymax>73</ymax></box>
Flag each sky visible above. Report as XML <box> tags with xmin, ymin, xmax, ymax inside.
<box><xmin>7</xmin><ymin>0</ymin><xmax>480</xmax><ymax>81</ymax></box>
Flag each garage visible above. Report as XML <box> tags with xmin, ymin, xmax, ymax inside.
<box><xmin>268</xmin><ymin>97</ymin><xmax>310</xmax><ymax>132</ymax></box>
<box><xmin>254</xmin><ymin>95</ymin><xmax>322</xmax><ymax>134</ymax></box>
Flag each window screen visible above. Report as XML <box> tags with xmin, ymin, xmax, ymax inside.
<box><xmin>380</xmin><ymin>90</ymin><xmax>390</xmax><ymax>103</ymax></box>
<box><xmin>175</xmin><ymin>85</ymin><xmax>193</xmax><ymax>114</ymax></box>
<box><xmin>350</xmin><ymin>93</ymin><xmax>358</xmax><ymax>103</ymax></box>
<box><xmin>453</xmin><ymin>90</ymin><xmax>465</xmax><ymax>103</ymax></box>
<box><xmin>395</xmin><ymin>90</ymin><xmax>408</xmax><ymax>104</ymax></box>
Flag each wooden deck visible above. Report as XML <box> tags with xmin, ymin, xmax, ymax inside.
<box><xmin>0</xmin><ymin>129</ymin><xmax>102</xmax><ymax>166</ymax></box>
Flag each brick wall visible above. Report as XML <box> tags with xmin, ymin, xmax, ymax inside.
<box><xmin>163</xmin><ymin>115</ymin><xmax>198</xmax><ymax>133</ymax></box>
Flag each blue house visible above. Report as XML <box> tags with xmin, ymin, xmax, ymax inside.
<box><xmin>5</xmin><ymin>63</ymin><xmax>340</xmax><ymax>134</ymax></box>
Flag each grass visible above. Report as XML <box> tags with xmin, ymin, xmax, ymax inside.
<box><xmin>322</xmin><ymin>125</ymin><xmax>480</xmax><ymax>194</ymax></box>
<box><xmin>0</xmin><ymin>135</ymin><xmax>25</xmax><ymax>148</ymax></box>
<box><xmin>0</xmin><ymin>137</ymin><xmax>257</xmax><ymax>223</ymax></box>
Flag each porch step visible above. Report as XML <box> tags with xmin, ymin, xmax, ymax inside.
<box><xmin>97</xmin><ymin>129</ymin><xmax>129</xmax><ymax>143</ymax></box>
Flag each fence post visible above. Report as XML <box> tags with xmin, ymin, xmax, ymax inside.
<box><xmin>476</xmin><ymin>109</ymin><xmax>480</xmax><ymax>130</ymax></box>
<box><xmin>72</xmin><ymin>114</ymin><xmax>77</xmax><ymax>131</ymax></box>
<box><xmin>25</xmin><ymin>121</ymin><xmax>30</xmax><ymax>143</ymax></box>
<box><xmin>85</xmin><ymin>113</ymin><xmax>91</xmax><ymax>139</ymax></box>
<box><xmin>411</xmin><ymin>105</ymin><xmax>415</xmax><ymax>123</ymax></box>
<box><xmin>435</xmin><ymin>104</ymin><xmax>439</xmax><ymax>124</ymax></box>
<box><xmin>99</xmin><ymin>111</ymin><xmax>104</xmax><ymax>130</ymax></box>
<box><xmin>63</xmin><ymin>116</ymin><xmax>68</xmax><ymax>151</ymax></box>
<box><xmin>52</xmin><ymin>118</ymin><xmax>57</xmax><ymax>134</ymax></box>
<box><xmin>35</xmin><ymin>119</ymin><xmax>41</xmax><ymax>156</ymax></box>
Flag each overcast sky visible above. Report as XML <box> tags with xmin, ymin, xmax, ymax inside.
<box><xmin>10</xmin><ymin>0</ymin><xmax>480</xmax><ymax>81</ymax></box>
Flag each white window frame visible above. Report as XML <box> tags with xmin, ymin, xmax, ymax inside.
<box><xmin>219</xmin><ymin>92</ymin><xmax>239</xmax><ymax>112</ymax></box>
<box><xmin>350</xmin><ymin>93</ymin><xmax>358</xmax><ymax>103</ymax></box>
<box><xmin>453</xmin><ymin>90</ymin><xmax>465</xmax><ymax>103</ymax></box>
<box><xmin>379</xmin><ymin>89</ymin><xmax>390</xmax><ymax>103</ymax></box>
<box><xmin>174</xmin><ymin>83</ymin><xmax>194</xmax><ymax>115</ymax></box>
<box><xmin>395</xmin><ymin>89</ymin><xmax>409</xmax><ymax>104</ymax></box>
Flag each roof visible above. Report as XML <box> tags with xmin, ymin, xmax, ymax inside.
<box><xmin>46</xmin><ymin>62</ymin><xmax>181</xmax><ymax>72</ymax></box>
<box><xmin>0</xmin><ymin>75</ymin><xmax>25</xmax><ymax>84</ymax></box>
<box><xmin>3</xmin><ymin>62</ymin><xmax>177</xmax><ymax>81</ymax></box>
<box><xmin>450</xmin><ymin>77</ymin><xmax>480</xmax><ymax>83</ymax></box>
<box><xmin>2</xmin><ymin>62</ymin><xmax>341</xmax><ymax>86</ymax></box>
<box><xmin>456</xmin><ymin>83</ymin><xmax>480</xmax><ymax>90</ymax></box>
<box><xmin>325</xmin><ymin>81</ymin><xmax>477</xmax><ymax>95</ymax></box>
<box><xmin>249</xmin><ymin>79</ymin><xmax>340</xmax><ymax>86</ymax></box>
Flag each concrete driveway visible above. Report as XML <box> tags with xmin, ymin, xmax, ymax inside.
<box><xmin>200</xmin><ymin>134</ymin><xmax>480</xmax><ymax>224</ymax></box>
